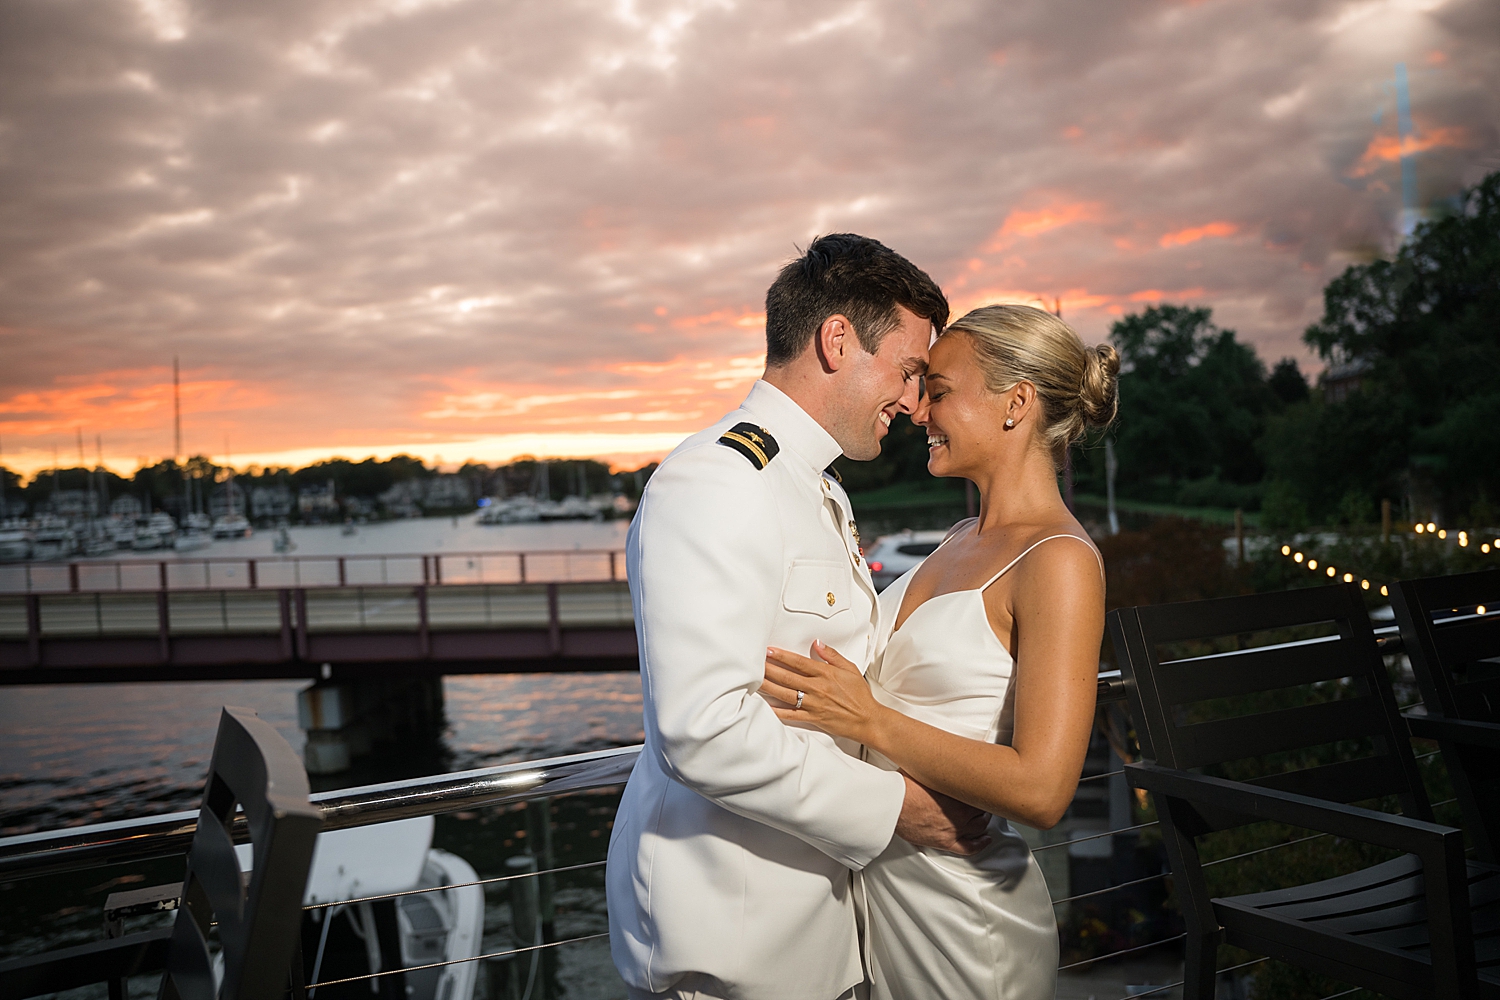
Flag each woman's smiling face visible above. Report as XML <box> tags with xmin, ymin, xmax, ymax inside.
<box><xmin>913</xmin><ymin>332</ymin><xmax>1010</xmax><ymax>478</ymax></box>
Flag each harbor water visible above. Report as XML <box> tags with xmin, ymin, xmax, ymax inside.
<box><xmin>0</xmin><ymin>516</ymin><xmax>641</xmax><ymax>997</ymax></box>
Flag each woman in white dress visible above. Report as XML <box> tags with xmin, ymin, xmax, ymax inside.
<box><xmin>762</xmin><ymin>304</ymin><xmax>1118</xmax><ymax>1000</ymax></box>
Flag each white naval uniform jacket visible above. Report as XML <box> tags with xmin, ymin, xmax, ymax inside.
<box><xmin>607</xmin><ymin>380</ymin><xmax>907</xmax><ymax>1000</ymax></box>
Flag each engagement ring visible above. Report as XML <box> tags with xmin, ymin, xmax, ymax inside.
<box><xmin>794</xmin><ymin>690</ymin><xmax>805</xmax><ymax>710</ymax></box>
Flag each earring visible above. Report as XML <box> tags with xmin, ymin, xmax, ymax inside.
<box><xmin>1004</xmin><ymin>418</ymin><xmax>1015</xmax><ymax>428</ymax></box>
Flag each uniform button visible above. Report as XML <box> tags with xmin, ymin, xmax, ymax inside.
<box><xmin>826</xmin><ymin>592</ymin><xmax>836</xmax><ymax>606</ymax></box>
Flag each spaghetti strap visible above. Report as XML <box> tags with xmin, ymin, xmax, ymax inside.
<box><xmin>979</xmin><ymin>533</ymin><xmax>1102</xmax><ymax>590</ymax></box>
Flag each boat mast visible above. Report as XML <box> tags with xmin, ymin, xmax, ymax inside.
<box><xmin>174</xmin><ymin>356</ymin><xmax>189</xmax><ymax>520</ymax></box>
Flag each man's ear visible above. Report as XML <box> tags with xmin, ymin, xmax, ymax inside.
<box><xmin>814</xmin><ymin>314</ymin><xmax>854</xmax><ymax>375</ymax></box>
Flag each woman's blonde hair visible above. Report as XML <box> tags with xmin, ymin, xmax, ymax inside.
<box><xmin>944</xmin><ymin>304</ymin><xmax>1120</xmax><ymax>468</ymax></box>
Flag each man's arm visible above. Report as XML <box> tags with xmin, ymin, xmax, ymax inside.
<box><xmin>632</xmin><ymin>447</ymin><xmax>905</xmax><ymax>870</ymax></box>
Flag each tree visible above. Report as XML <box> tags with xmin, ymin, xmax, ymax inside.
<box><xmin>1100</xmin><ymin>305</ymin><xmax>1275</xmax><ymax>505</ymax></box>
<box><xmin>1289</xmin><ymin>169</ymin><xmax>1500</xmax><ymax>522</ymax></box>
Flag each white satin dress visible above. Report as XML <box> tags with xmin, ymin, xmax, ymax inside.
<box><xmin>859</xmin><ymin>534</ymin><xmax>1098</xmax><ymax>1000</ymax></box>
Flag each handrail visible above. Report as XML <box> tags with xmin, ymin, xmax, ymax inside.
<box><xmin>0</xmin><ymin>548</ymin><xmax>628</xmax><ymax>594</ymax></box>
<box><xmin>0</xmin><ymin>745</ymin><xmax>640</xmax><ymax>881</ymax></box>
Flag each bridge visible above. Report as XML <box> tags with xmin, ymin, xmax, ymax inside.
<box><xmin>0</xmin><ymin>549</ymin><xmax>637</xmax><ymax>685</ymax></box>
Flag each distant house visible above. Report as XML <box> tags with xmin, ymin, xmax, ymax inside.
<box><xmin>110</xmin><ymin>495</ymin><xmax>144</xmax><ymax>519</ymax></box>
<box><xmin>1320</xmin><ymin>358</ymin><xmax>1373</xmax><ymax>404</ymax></box>
<box><xmin>250</xmin><ymin>485</ymin><xmax>293</xmax><ymax>520</ymax></box>
<box><xmin>298</xmin><ymin>479</ymin><xmax>340</xmax><ymax>519</ymax></box>
<box><xmin>46</xmin><ymin>489</ymin><xmax>99</xmax><ymax>519</ymax></box>
<box><xmin>378</xmin><ymin>475</ymin><xmax>472</xmax><ymax>516</ymax></box>
<box><xmin>422</xmin><ymin>475</ymin><xmax>473</xmax><ymax>510</ymax></box>
<box><xmin>210</xmin><ymin>481</ymin><xmax>246</xmax><ymax>519</ymax></box>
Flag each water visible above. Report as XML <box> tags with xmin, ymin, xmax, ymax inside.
<box><xmin>67</xmin><ymin>512</ymin><xmax>631</xmax><ymax>561</ymax></box>
<box><xmin>0</xmin><ymin>516</ymin><xmax>643</xmax><ymax>996</ymax></box>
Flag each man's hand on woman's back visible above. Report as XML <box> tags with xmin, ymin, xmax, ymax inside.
<box><xmin>894</xmin><ymin>773</ymin><xmax>991</xmax><ymax>855</ymax></box>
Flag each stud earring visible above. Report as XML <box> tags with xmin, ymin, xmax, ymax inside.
<box><xmin>1004</xmin><ymin>418</ymin><xmax>1015</xmax><ymax>428</ymax></box>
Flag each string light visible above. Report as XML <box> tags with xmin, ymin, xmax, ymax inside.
<box><xmin>1343</xmin><ymin>572</ymin><xmax>1354</xmax><ymax>582</ymax></box>
<box><xmin>1281</xmin><ymin>545</ymin><xmax>1291</xmax><ymax>556</ymax></box>
<box><xmin>1294</xmin><ymin>552</ymin><xmax>1304</xmax><ymax>563</ymax></box>
<box><xmin>1460</xmin><ymin>531</ymin><xmax>1469</xmax><ymax>547</ymax></box>
<box><xmin>1415</xmin><ymin>524</ymin><xmax>1425</xmax><ymax>534</ymax></box>
<box><xmin>1478</xmin><ymin>605</ymin><xmax>1488</xmax><ymax>616</ymax></box>
<box><xmin>1308</xmin><ymin>559</ymin><xmax>1318</xmax><ymax>570</ymax></box>
<box><xmin>1361</xmin><ymin>580</ymin><xmax>1370</xmax><ymax>590</ymax></box>
<box><xmin>1380</xmin><ymin>585</ymin><xmax>1389</xmax><ymax>596</ymax></box>
<box><xmin>1326</xmin><ymin>566</ymin><xmax>1336</xmax><ymax>577</ymax></box>
<box><xmin>1439</xmin><ymin>529</ymin><xmax>1448</xmax><ymax>539</ymax></box>
<box><xmin>1485</xmin><ymin>544</ymin><xmax>1492</xmax><ymax>554</ymax></box>
<box><xmin>1427</xmin><ymin>522</ymin><xmax>1437</xmax><ymax>532</ymax></box>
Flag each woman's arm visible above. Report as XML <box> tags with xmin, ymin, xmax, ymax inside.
<box><xmin>763</xmin><ymin>542</ymin><xmax>1102</xmax><ymax>829</ymax></box>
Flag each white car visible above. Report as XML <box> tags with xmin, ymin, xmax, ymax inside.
<box><xmin>866</xmin><ymin>529</ymin><xmax>949</xmax><ymax>591</ymax></box>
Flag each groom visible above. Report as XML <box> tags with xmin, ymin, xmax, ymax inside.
<box><xmin>608</xmin><ymin>234</ymin><xmax>988</xmax><ymax>1000</ymax></box>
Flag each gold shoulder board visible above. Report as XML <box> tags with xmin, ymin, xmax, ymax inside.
<box><xmin>718</xmin><ymin>422</ymin><xmax>780</xmax><ymax>470</ymax></box>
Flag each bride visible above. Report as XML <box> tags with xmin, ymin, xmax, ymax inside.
<box><xmin>762</xmin><ymin>303</ymin><xmax>1118</xmax><ymax>1000</ymax></box>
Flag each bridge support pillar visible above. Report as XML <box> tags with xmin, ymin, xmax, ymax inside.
<box><xmin>297</xmin><ymin>674</ymin><xmax>445</xmax><ymax>774</ymax></box>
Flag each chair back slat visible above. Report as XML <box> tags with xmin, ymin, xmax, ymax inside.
<box><xmin>1392</xmin><ymin>571</ymin><xmax>1500</xmax><ymax>864</ymax></box>
<box><xmin>1157</xmin><ymin>635</ymin><xmax>1352</xmax><ymax>705</ymax></box>
<box><xmin>1393</xmin><ymin>570</ymin><xmax>1500</xmax><ymax>723</ymax></box>
<box><xmin>1432</xmin><ymin>618</ymin><xmax>1500</xmax><ymax>683</ymax></box>
<box><xmin>1110</xmin><ymin>583</ymin><xmax>1430</xmax><ymax>831</ymax></box>
<box><xmin>162</xmin><ymin>707</ymin><xmax>320</xmax><ymax>1000</ymax></box>
<box><xmin>1246</xmin><ymin>753</ymin><xmax>1411</xmax><ymax>805</ymax></box>
<box><xmin>1173</xmin><ymin>697</ymin><xmax>1388</xmax><ymax>772</ymax></box>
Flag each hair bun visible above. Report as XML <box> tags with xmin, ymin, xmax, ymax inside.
<box><xmin>1079</xmin><ymin>343</ymin><xmax>1120</xmax><ymax>428</ymax></box>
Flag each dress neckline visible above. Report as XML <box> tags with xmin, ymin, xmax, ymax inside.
<box><xmin>888</xmin><ymin>532</ymin><xmax>1101</xmax><ymax>646</ymax></box>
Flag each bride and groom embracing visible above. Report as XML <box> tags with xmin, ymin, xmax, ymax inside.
<box><xmin>607</xmin><ymin>233</ymin><xmax>1119</xmax><ymax>1000</ymax></box>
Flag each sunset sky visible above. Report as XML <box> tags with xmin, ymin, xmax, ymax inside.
<box><xmin>3</xmin><ymin>0</ymin><xmax>1498</xmax><ymax>479</ymax></box>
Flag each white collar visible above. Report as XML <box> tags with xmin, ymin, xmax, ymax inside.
<box><xmin>740</xmin><ymin>380</ymin><xmax>843</xmax><ymax>473</ymax></box>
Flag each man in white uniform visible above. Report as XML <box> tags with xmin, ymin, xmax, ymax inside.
<box><xmin>608</xmin><ymin>234</ymin><xmax>988</xmax><ymax>1000</ymax></box>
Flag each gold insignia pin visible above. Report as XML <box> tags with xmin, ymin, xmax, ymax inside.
<box><xmin>826</xmin><ymin>592</ymin><xmax>836</xmax><ymax>606</ymax></box>
<box><xmin>849</xmin><ymin>520</ymin><xmax>860</xmax><ymax>544</ymax></box>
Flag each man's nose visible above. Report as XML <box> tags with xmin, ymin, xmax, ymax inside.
<box><xmin>897</xmin><ymin>375</ymin><xmax>923</xmax><ymax>415</ymax></box>
<box><xmin>910</xmin><ymin>388</ymin><xmax>931</xmax><ymax>425</ymax></box>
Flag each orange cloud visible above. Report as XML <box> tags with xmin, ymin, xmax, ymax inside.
<box><xmin>985</xmin><ymin>201</ymin><xmax>1102</xmax><ymax>250</ymax></box>
<box><xmin>1347</xmin><ymin>125</ymin><xmax>1470</xmax><ymax>178</ymax></box>
<box><xmin>1159</xmin><ymin>222</ymin><xmax>1238</xmax><ymax>248</ymax></box>
<box><xmin>1127</xmin><ymin>287</ymin><xmax>1206</xmax><ymax>302</ymax></box>
<box><xmin>0</xmin><ymin>370</ymin><xmax>272</xmax><ymax>439</ymax></box>
<box><xmin>669</xmin><ymin>308</ymin><xmax>766</xmax><ymax>331</ymax></box>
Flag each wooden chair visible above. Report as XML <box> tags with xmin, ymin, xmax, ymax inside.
<box><xmin>0</xmin><ymin>706</ymin><xmax>321</xmax><ymax>1000</ymax></box>
<box><xmin>1108</xmin><ymin>583</ymin><xmax>1500</xmax><ymax>1000</ymax></box>
<box><xmin>1392</xmin><ymin>570</ymin><xmax>1500</xmax><ymax>864</ymax></box>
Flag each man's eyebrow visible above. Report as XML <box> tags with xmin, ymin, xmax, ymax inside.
<box><xmin>903</xmin><ymin>357</ymin><xmax>929</xmax><ymax>375</ymax></box>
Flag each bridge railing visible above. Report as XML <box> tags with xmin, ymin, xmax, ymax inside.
<box><xmin>0</xmin><ymin>548</ymin><xmax>627</xmax><ymax>595</ymax></box>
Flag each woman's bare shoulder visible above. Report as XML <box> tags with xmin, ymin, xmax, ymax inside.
<box><xmin>943</xmin><ymin>517</ymin><xmax>979</xmax><ymax>542</ymax></box>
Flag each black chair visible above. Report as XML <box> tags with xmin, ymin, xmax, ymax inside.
<box><xmin>1392</xmin><ymin>570</ymin><xmax>1500</xmax><ymax>864</ymax></box>
<box><xmin>0</xmin><ymin>706</ymin><xmax>321</xmax><ymax>1000</ymax></box>
<box><xmin>1109</xmin><ymin>584</ymin><xmax>1500</xmax><ymax>1000</ymax></box>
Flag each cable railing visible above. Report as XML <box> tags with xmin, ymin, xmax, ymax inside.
<box><xmin>0</xmin><ymin>548</ymin><xmax>628</xmax><ymax>595</ymax></box>
<box><xmin>0</xmin><ymin>729</ymin><xmax>1469</xmax><ymax>998</ymax></box>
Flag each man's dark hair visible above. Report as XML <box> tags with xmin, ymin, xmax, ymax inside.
<box><xmin>763</xmin><ymin>234</ymin><xmax>949</xmax><ymax>367</ymax></box>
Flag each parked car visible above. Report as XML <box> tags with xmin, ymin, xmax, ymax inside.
<box><xmin>866</xmin><ymin>529</ymin><xmax>949</xmax><ymax>591</ymax></box>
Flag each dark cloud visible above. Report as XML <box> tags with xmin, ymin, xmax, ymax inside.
<box><xmin>1</xmin><ymin>0</ymin><xmax>1497</xmax><ymax>472</ymax></box>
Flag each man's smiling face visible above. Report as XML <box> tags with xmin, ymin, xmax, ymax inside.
<box><xmin>832</xmin><ymin>304</ymin><xmax>931</xmax><ymax>461</ymax></box>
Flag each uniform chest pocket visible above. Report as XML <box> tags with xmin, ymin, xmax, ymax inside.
<box><xmin>782</xmin><ymin>560</ymin><xmax>851</xmax><ymax>618</ymax></box>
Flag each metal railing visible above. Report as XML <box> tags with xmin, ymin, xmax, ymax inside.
<box><xmin>0</xmin><ymin>643</ymin><xmax>1456</xmax><ymax>1000</ymax></box>
<box><xmin>0</xmin><ymin>548</ymin><xmax>627</xmax><ymax>595</ymax></box>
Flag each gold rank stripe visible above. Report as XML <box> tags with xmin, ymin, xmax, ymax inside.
<box><xmin>720</xmin><ymin>430</ymin><xmax>769</xmax><ymax>467</ymax></box>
